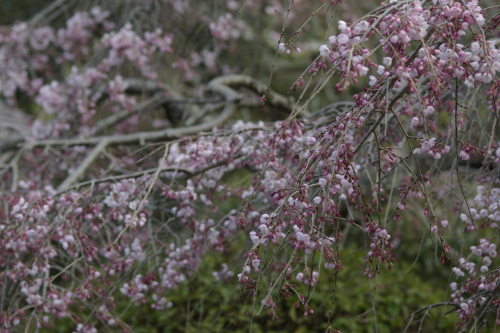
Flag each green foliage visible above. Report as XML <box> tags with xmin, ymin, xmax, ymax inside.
<box><xmin>113</xmin><ymin>248</ymin><xmax>457</xmax><ymax>332</ymax></box>
<box><xmin>0</xmin><ymin>0</ymin><xmax>51</xmax><ymax>24</ymax></box>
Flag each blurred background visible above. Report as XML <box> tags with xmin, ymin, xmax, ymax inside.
<box><xmin>1</xmin><ymin>1</ymin><xmax>496</xmax><ymax>332</ymax></box>
<box><xmin>0</xmin><ymin>0</ymin><xmax>50</xmax><ymax>24</ymax></box>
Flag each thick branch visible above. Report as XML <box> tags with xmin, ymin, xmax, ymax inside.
<box><xmin>56</xmin><ymin>139</ymin><xmax>109</xmax><ymax>191</ymax></box>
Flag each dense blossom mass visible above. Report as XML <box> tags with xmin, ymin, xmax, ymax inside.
<box><xmin>0</xmin><ymin>0</ymin><xmax>498</xmax><ymax>331</ymax></box>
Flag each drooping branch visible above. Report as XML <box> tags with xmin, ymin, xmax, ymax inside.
<box><xmin>3</xmin><ymin>75</ymin><xmax>296</xmax><ymax>152</ymax></box>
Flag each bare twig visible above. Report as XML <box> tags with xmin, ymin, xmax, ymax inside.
<box><xmin>403</xmin><ymin>302</ymin><xmax>454</xmax><ymax>333</ymax></box>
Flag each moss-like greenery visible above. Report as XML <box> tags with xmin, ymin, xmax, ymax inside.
<box><xmin>111</xmin><ymin>247</ymin><xmax>459</xmax><ymax>332</ymax></box>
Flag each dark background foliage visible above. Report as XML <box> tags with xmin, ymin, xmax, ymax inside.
<box><xmin>0</xmin><ymin>0</ymin><xmax>50</xmax><ymax>24</ymax></box>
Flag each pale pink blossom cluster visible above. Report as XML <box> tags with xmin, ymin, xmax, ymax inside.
<box><xmin>209</xmin><ymin>14</ymin><xmax>245</xmax><ymax>41</ymax></box>
<box><xmin>450</xmin><ymin>239</ymin><xmax>498</xmax><ymax>322</ymax></box>
<box><xmin>413</xmin><ymin>138</ymin><xmax>451</xmax><ymax>159</ymax></box>
<box><xmin>0</xmin><ymin>0</ymin><xmax>498</xmax><ymax>330</ymax></box>
<box><xmin>318</xmin><ymin>19</ymin><xmax>371</xmax><ymax>81</ymax></box>
<box><xmin>460</xmin><ymin>186</ymin><xmax>500</xmax><ymax>229</ymax></box>
<box><xmin>102</xmin><ymin>24</ymin><xmax>173</xmax><ymax>79</ymax></box>
<box><xmin>57</xmin><ymin>8</ymin><xmax>111</xmax><ymax>61</ymax></box>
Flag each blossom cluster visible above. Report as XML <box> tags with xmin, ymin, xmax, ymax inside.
<box><xmin>0</xmin><ymin>0</ymin><xmax>498</xmax><ymax>330</ymax></box>
<box><xmin>450</xmin><ymin>239</ymin><xmax>498</xmax><ymax>323</ymax></box>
